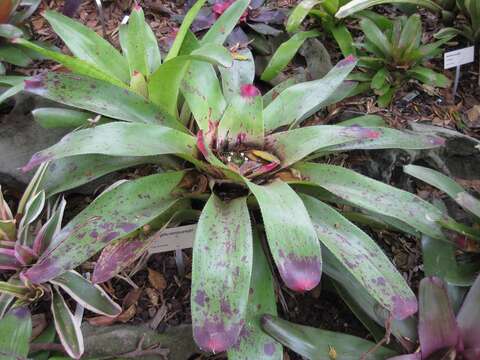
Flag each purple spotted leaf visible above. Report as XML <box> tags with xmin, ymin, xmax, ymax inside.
<box><xmin>191</xmin><ymin>194</ymin><xmax>252</xmax><ymax>353</ymax></box>
<box><xmin>418</xmin><ymin>277</ymin><xmax>460</xmax><ymax>358</ymax></box>
<box><xmin>456</xmin><ymin>274</ymin><xmax>480</xmax><ymax>352</ymax></box>
<box><xmin>228</xmin><ymin>231</ymin><xmax>282</xmax><ymax>359</ymax></box>
<box><xmin>217</xmin><ymin>84</ymin><xmax>264</xmax><ymax>149</ymax></box>
<box><xmin>247</xmin><ymin>180</ymin><xmax>321</xmax><ymax>292</ymax></box>
<box><xmin>263</xmin><ymin>56</ymin><xmax>357</xmax><ymax>131</ymax></box>
<box><xmin>23</xmin><ymin>171</ymin><xmax>186</xmax><ymax>284</ymax></box>
<box><xmin>302</xmin><ymin>195</ymin><xmax>417</xmax><ymax>320</ymax></box>
<box><xmin>23</xmin><ymin>122</ymin><xmax>196</xmax><ymax>173</ymax></box>
<box><xmin>294</xmin><ymin>163</ymin><xmax>446</xmax><ymax>239</ymax></box>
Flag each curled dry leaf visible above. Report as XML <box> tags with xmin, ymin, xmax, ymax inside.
<box><xmin>148</xmin><ymin>268</ymin><xmax>167</xmax><ymax>291</ymax></box>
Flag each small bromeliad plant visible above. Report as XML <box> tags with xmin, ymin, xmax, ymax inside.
<box><xmin>13</xmin><ymin>0</ymin><xmax>476</xmax><ymax>358</ymax></box>
<box><xmin>352</xmin><ymin>14</ymin><xmax>452</xmax><ymax>106</ymax></box>
<box><xmin>0</xmin><ymin>166</ymin><xmax>121</xmax><ymax>359</ymax></box>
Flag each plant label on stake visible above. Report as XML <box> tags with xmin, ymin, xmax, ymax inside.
<box><xmin>149</xmin><ymin>224</ymin><xmax>196</xmax><ymax>254</ymax></box>
<box><xmin>444</xmin><ymin>46</ymin><xmax>475</xmax><ymax>97</ymax></box>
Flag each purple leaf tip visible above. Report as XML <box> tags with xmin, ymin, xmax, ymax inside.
<box><xmin>240</xmin><ymin>84</ymin><xmax>260</xmax><ymax>98</ymax></box>
<box><xmin>279</xmin><ymin>253</ymin><xmax>321</xmax><ymax>292</ymax></box>
<box><xmin>338</xmin><ymin>55</ymin><xmax>357</xmax><ymax>67</ymax></box>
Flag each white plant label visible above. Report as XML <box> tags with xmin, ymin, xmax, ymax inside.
<box><xmin>149</xmin><ymin>224</ymin><xmax>196</xmax><ymax>254</ymax></box>
<box><xmin>444</xmin><ymin>46</ymin><xmax>475</xmax><ymax>69</ymax></box>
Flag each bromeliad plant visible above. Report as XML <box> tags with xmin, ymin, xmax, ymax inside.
<box><xmin>435</xmin><ymin>0</ymin><xmax>480</xmax><ymax>44</ymax></box>
<box><xmin>352</xmin><ymin>14</ymin><xmax>452</xmax><ymax>106</ymax></box>
<box><xmin>0</xmin><ymin>166</ymin><xmax>121</xmax><ymax>359</ymax></box>
<box><xmin>15</xmin><ymin>0</ymin><xmax>476</xmax><ymax>357</ymax></box>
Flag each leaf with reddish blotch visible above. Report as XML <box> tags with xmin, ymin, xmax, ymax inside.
<box><xmin>261</xmin><ymin>315</ymin><xmax>397</xmax><ymax>359</ymax></box>
<box><xmin>263</xmin><ymin>56</ymin><xmax>357</xmax><ymax>132</ymax></box>
<box><xmin>404</xmin><ymin>165</ymin><xmax>480</xmax><ymax>219</ymax></box>
<box><xmin>50</xmin><ymin>270</ymin><xmax>121</xmax><ymax>317</ymax></box>
<box><xmin>294</xmin><ymin>163</ymin><xmax>446</xmax><ymax>239</ymax></box>
<box><xmin>418</xmin><ymin>277</ymin><xmax>459</xmax><ymax>358</ymax></box>
<box><xmin>191</xmin><ymin>194</ymin><xmax>252</xmax><ymax>353</ymax></box>
<box><xmin>23</xmin><ymin>72</ymin><xmax>182</xmax><ymax>130</ymax></box>
<box><xmin>267</xmin><ymin>125</ymin><xmax>379</xmax><ymax>168</ymax></box>
<box><xmin>317</xmin><ymin>127</ymin><xmax>445</xmax><ymax>154</ymax></box>
<box><xmin>23</xmin><ymin>171</ymin><xmax>185</xmax><ymax>284</ymax></box>
<box><xmin>219</xmin><ymin>48</ymin><xmax>255</xmax><ymax>102</ymax></box>
<box><xmin>22</xmin><ymin>122</ymin><xmax>196</xmax><ymax>172</ymax></box>
<box><xmin>302</xmin><ymin>194</ymin><xmax>417</xmax><ymax>320</ymax></box>
<box><xmin>228</xmin><ymin>231</ymin><xmax>282</xmax><ymax>360</ymax></box>
<box><xmin>51</xmin><ymin>286</ymin><xmax>84</xmax><ymax>359</ymax></box>
<box><xmin>247</xmin><ymin>180</ymin><xmax>321</xmax><ymax>292</ymax></box>
<box><xmin>0</xmin><ymin>306</ymin><xmax>32</xmax><ymax>360</ymax></box>
<box><xmin>217</xmin><ymin>85</ymin><xmax>264</xmax><ymax>149</ymax></box>
<box><xmin>456</xmin><ymin>274</ymin><xmax>480</xmax><ymax>352</ymax></box>
<box><xmin>43</xmin><ymin>10</ymin><xmax>129</xmax><ymax>83</ymax></box>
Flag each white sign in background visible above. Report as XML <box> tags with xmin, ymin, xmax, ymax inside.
<box><xmin>444</xmin><ymin>46</ymin><xmax>475</xmax><ymax>69</ymax></box>
<box><xmin>149</xmin><ymin>224</ymin><xmax>196</xmax><ymax>254</ymax></box>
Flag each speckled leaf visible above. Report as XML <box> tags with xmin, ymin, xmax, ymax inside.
<box><xmin>51</xmin><ymin>270</ymin><xmax>121</xmax><ymax>316</ymax></box>
<box><xmin>267</xmin><ymin>125</ymin><xmax>382</xmax><ymax>167</ymax></box>
<box><xmin>40</xmin><ymin>155</ymin><xmax>164</xmax><ymax>197</ymax></box>
<box><xmin>263</xmin><ymin>56</ymin><xmax>357</xmax><ymax>131</ymax></box>
<box><xmin>302</xmin><ymin>195</ymin><xmax>417</xmax><ymax>320</ymax></box>
<box><xmin>191</xmin><ymin>194</ymin><xmax>252</xmax><ymax>353</ymax></box>
<box><xmin>23</xmin><ymin>122</ymin><xmax>195</xmax><ymax>172</ymax></box>
<box><xmin>404</xmin><ymin>165</ymin><xmax>480</xmax><ymax>219</ymax></box>
<box><xmin>295</xmin><ymin>163</ymin><xmax>446</xmax><ymax>239</ymax></box>
<box><xmin>418</xmin><ymin>277</ymin><xmax>459</xmax><ymax>358</ymax></box>
<box><xmin>43</xmin><ymin>10</ymin><xmax>129</xmax><ymax>83</ymax></box>
<box><xmin>51</xmin><ymin>286</ymin><xmax>84</xmax><ymax>359</ymax></box>
<box><xmin>0</xmin><ymin>307</ymin><xmax>31</xmax><ymax>359</ymax></box>
<box><xmin>217</xmin><ymin>85</ymin><xmax>264</xmax><ymax>149</ymax></box>
<box><xmin>261</xmin><ymin>30</ymin><xmax>320</xmax><ymax>82</ymax></box>
<box><xmin>24</xmin><ymin>72</ymin><xmax>181</xmax><ymax>129</ymax></box>
<box><xmin>119</xmin><ymin>6</ymin><xmax>149</xmax><ymax>77</ymax></box>
<box><xmin>14</xmin><ymin>38</ymin><xmax>127</xmax><ymax>88</ymax></box>
<box><xmin>200</xmin><ymin>0</ymin><xmax>250</xmax><ymax>45</ymax></box>
<box><xmin>261</xmin><ymin>315</ymin><xmax>396</xmax><ymax>360</ymax></box>
<box><xmin>318</xmin><ymin>127</ymin><xmax>445</xmax><ymax>154</ymax></box>
<box><xmin>24</xmin><ymin>171</ymin><xmax>185</xmax><ymax>284</ymax></box>
<box><xmin>456</xmin><ymin>274</ymin><xmax>480</xmax><ymax>351</ymax></box>
<box><xmin>219</xmin><ymin>48</ymin><xmax>255</xmax><ymax>101</ymax></box>
<box><xmin>148</xmin><ymin>43</ymin><xmax>232</xmax><ymax>117</ymax></box>
<box><xmin>336</xmin><ymin>0</ymin><xmax>441</xmax><ymax>18</ymax></box>
<box><xmin>286</xmin><ymin>0</ymin><xmax>322</xmax><ymax>33</ymax></box>
<box><xmin>247</xmin><ymin>180</ymin><xmax>321</xmax><ymax>291</ymax></box>
<box><xmin>228</xmin><ymin>232</ymin><xmax>282</xmax><ymax>360</ymax></box>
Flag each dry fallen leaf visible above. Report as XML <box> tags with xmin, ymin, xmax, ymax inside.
<box><xmin>148</xmin><ymin>268</ymin><xmax>167</xmax><ymax>291</ymax></box>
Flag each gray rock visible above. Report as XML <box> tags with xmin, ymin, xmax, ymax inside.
<box><xmin>0</xmin><ymin>93</ymin><xmax>66</xmax><ymax>189</ymax></box>
<box><xmin>81</xmin><ymin>323</ymin><xmax>199</xmax><ymax>360</ymax></box>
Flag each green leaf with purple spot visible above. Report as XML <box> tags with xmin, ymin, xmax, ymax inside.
<box><xmin>191</xmin><ymin>194</ymin><xmax>252</xmax><ymax>353</ymax></box>
<box><xmin>228</xmin><ymin>231</ymin><xmax>282</xmax><ymax>360</ymax></box>
<box><xmin>263</xmin><ymin>56</ymin><xmax>357</xmax><ymax>132</ymax></box>
<box><xmin>295</xmin><ymin>163</ymin><xmax>446</xmax><ymax>239</ymax></box>
<box><xmin>24</xmin><ymin>72</ymin><xmax>182</xmax><ymax>130</ymax></box>
<box><xmin>302</xmin><ymin>194</ymin><xmax>417</xmax><ymax>320</ymax></box>
<box><xmin>23</xmin><ymin>122</ymin><xmax>196</xmax><ymax>172</ymax></box>
<box><xmin>217</xmin><ymin>84</ymin><xmax>264</xmax><ymax>149</ymax></box>
<box><xmin>24</xmin><ymin>171</ymin><xmax>185</xmax><ymax>284</ymax></box>
<box><xmin>247</xmin><ymin>180</ymin><xmax>321</xmax><ymax>292</ymax></box>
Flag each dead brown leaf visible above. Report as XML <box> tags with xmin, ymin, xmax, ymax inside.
<box><xmin>148</xmin><ymin>268</ymin><xmax>167</xmax><ymax>290</ymax></box>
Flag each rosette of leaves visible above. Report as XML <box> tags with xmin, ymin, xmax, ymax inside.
<box><xmin>435</xmin><ymin>0</ymin><xmax>480</xmax><ymax>43</ymax></box>
<box><xmin>12</xmin><ymin>1</ymin><xmax>474</xmax><ymax>358</ymax></box>
<box><xmin>351</xmin><ymin>14</ymin><xmax>452</xmax><ymax>106</ymax></box>
<box><xmin>0</xmin><ymin>166</ymin><xmax>121</xmax><ymax>359</ymax></box>
<box><xmin>261</xmin><ymin>275</ymin><xmax>480</xmax><ymax>360</ymax></box>
<box><xmin>0</xmin><ymin>0</ymin><xmax>43</xmax><ymax>73</ymax></box>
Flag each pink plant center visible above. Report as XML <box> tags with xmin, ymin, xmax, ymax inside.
<box><xmin>240</xmin><ymin>84</ymin><xmax>260</xmax><ymax>98</ymax></box>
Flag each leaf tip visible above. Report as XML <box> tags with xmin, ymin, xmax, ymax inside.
<box><xmin>240</xmin><ymin>84</ymin><xmax>260</xmax><ymax>98</ymax></box>
<box><xmin>279</xmin><ymin>253</ymin><xmax>321</xmax><ymax>292</ymax></box>
<box><xmin>193</xmin><ymin>319</ymin><xmax>243</xmax><ymax>353</ymax></box>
